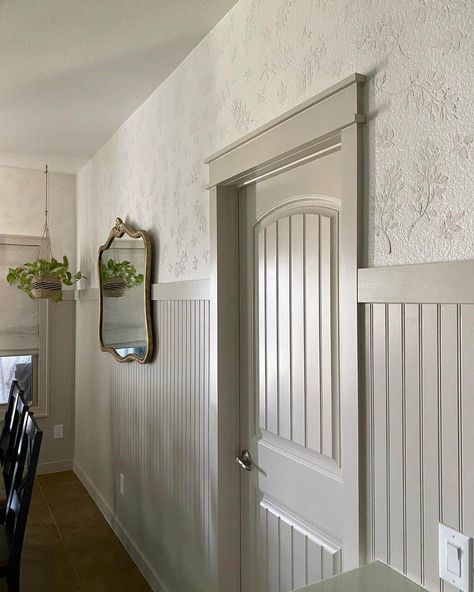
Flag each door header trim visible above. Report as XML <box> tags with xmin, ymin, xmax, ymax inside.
<box><xmin>205</xmin><ymin>73</ymin><xmax>366</xmax><ymax>188</ymax></box>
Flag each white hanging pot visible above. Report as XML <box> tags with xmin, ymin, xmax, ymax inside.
<box><xmin>102</xmin><ymin>276</ymin><xmax>127</xmax><ymax>298</ymax></box>
<box><xmin>31</xmin><ymin>275</ymin><xmax>62</xmax><ymax>299</ymax></box>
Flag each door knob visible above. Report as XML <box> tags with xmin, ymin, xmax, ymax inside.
<box><xmin>236</xmin><ymin>449</ymin><xmax>254</xmax><ymax>471</ymax></box>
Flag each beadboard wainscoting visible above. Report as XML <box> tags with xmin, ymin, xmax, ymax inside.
<box><xmin>74</xmin><ymin>282</ymin><xmax>211</xmax><ymax>592</ymax></box>
<box><xmin>360</xmin><ymin>261</ymin><xmax>474</xmax><ymax>592</ymax></box>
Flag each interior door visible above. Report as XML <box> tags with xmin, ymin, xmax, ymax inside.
<box><xmin>239</xmin><ymin>145</ymin><xmax>359</xmax><ymax>591</ymax></box>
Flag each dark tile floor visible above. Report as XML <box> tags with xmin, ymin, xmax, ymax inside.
<box><xmin>0</xmin><ymin>471</ymin><xmax>151</xmax><ymax>591</ymax></box>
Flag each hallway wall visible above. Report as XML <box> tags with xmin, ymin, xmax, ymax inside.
<box><xmin>75</xmin><ymin>1</ymin><xmax>474</xmax><ymax>590</ymax></box>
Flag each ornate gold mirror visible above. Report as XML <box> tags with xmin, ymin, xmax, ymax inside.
<box><xmin>98</xmin><ymin>218</ymin><xmax>153</xmax><ymax>363</ymax></box>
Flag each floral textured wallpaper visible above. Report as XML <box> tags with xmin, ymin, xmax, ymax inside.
<box><xmin>77</xmin><ymin>0</ymin><xmax>474</xmax><ymax>285</ymax></box>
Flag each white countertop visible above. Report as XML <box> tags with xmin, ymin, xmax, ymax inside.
<box><xmin>292</xmin><ymin>561</ymin><xmax>427</xmax><ymax>592</ymax></box>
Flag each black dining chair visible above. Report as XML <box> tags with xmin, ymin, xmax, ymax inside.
<box><xmin>0</xmin><ymin>381</ymin><xmax>22</xmax><ymax>467</ymax></box>
<box><xmin>0</xmin><ymin>413</ymin><xmax>43</xmax><ymax>592</ymax></box>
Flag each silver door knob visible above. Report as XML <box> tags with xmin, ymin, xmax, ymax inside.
<box><xmin>236</xmin><ymin>449</ymin><xmax>254</xmax><ymax>471</ymax></box>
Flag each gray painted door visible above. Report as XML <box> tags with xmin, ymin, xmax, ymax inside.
<box><xmin>239</xmin><ymin>149</ymin><xmax>359</xmax><ymax>591</ymax></box>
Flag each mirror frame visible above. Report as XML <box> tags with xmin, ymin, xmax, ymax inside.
<box><xmin>98</xmin><ymin>217</ymin><xmax>153</xmax><ymax>364</ymax></box>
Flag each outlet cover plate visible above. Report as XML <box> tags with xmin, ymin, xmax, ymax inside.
<box><xmin>53</xmin><ymin>424</ymin><xmax>63</xmax><ymax>439</ymax></box>
<box><xmin>439</xmin><ymin>523</ymin><xmax>473</xmax><ymax>592</ymax></box>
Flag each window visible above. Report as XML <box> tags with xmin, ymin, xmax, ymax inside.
<box><xmin>0</xmin><ymin>354</ymin><xmax>38</xmax><ymax>405</ymax></box>
<box><xmin>0</xmin><ymin>235</ymin><xmax>49</xmax><ymax>417</ymax></box>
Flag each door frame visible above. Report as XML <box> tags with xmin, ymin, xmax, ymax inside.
<box><xmin>206</xmin><ymin>73</ymin><xmax>366</xmax><ymax>592</ymax></box>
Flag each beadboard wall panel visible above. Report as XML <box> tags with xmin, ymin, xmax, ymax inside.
<box><xmin>364</xmin><ymin>301</ymin><xmax>474</xmax><ymax>592</ymax></box>
<box><xmin>75</xmin><ymin>298</ymin><xmax>211</xmax><ymax>592</ymax></box>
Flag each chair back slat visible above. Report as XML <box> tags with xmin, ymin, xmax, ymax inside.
<box><xmin>0</xmin><ymin>381</ymin><xmax>22</xmax><ymax>465</ymax></box>
<box><xmin>3</xmin><ymin>392</ymin><xmax>29</xmax><ymax>492</ymax></box>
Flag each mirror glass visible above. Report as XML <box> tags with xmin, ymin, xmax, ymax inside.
<box><xmin>99</xmin><ymin>218</ymin><xmax>153</xmax><ymax>363</ymax></box>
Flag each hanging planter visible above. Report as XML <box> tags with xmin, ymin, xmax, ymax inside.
<box><xmin>7</xmin><ymin>256</ymin><xmax>83</xmax><ymax>303</ymax></box>
<box><xmin>31</xmin><ymin>275</ymin><xmax>62</xmax><ymax>298</ymax></box>
<box><xmin>6</xmin><ymin>166</ymin><xmax>85</xmax><ymax>303</ymax></box>
<box><xmin>100</xmin><ymin>259</ymin><xmax>143</xmax><ymax>298</ymax></box>
<box><xmin>102</xmin><ymin>276</ymin><xmax>127</xmax><ymax>298</ymax></box>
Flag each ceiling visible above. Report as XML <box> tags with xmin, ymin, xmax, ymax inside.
<box><xmin>0</xmin><ymin>0</ymin><xmax>238</xmax><ymax>172</ymax></box>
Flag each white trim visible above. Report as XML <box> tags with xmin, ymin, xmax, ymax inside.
<box><xmin>0</xmin><ymin>234</ymin><xmax>49</xmax><ymax>416</ymax></box>
<box><xmin>208</xmin><ymin>185</ymin><xmax>241</xmax><ymax>592</ymax></box>
<box><xmin>73</xmin><ymin>460</ymin><xmax>168</xmax><ymax>592</ymax></box>
<box><xmin>206</xmin><ymin>75</ymin><xmax>365</xmax><ymax>188</ymax></box>
<box><xmin>205</xmin><ymin>74</ymin><xmax>365</xmax><ymax>164</ymax></box>
<box><xmin>0</xmin><ymin>234</ymin><xmax>43</xmax><ymax>246</ymax></box>
<box><xmin>237</xmin><ymin>141</ymin><xmax>342</xmax><ymax>188</ymax></box>
<box><xmin>74</xmin><ymin>287</ymin><xmax>99</xmax><ymax>301</ymax></box>
<box><xmin>37</xmin><ymin>459</ymin><xmax>73</xmax><ymax>475</ymax></box>
<box><xmin>358</xmin><ymin>260</ymin><xmax>474</xmax><ymax>304</ymax></box>
<box><xmin>75</xmin><ymin>278</ymin><xmax>211</xmax><ymax>302</ymax></box>
<box><xmin>32</xmin><ymin>299</ymin><xmax>49</xmax><ymax>417</ymax></box>
<box><xmin>152</xmin><ymin>278</ymin><xmax>210</xmax><ymax>300</ymax></box>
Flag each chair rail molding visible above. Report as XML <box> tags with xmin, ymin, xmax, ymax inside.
<box><xmin>74</xmin><ymin>278</ymin><xmax>210</xmax><ymax>302</ymax></box>
<box><xmin>358</xmin><ymin>260</ymin><xmax>474</xmax><ymax>304</ymax></box>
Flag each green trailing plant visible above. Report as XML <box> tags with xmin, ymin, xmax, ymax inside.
<box><xmin>6</xmin><ymin>256</ymin><xmax>84</xmax><ymax>303</ymax></box>
<box><xmin>100</xmin><ymin>258</ymin><xmax>144</xmax><ymax>289</ymax></box>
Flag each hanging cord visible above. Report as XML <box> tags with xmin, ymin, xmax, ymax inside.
<box><xmin>38</xmin><ymin>165</ymin><xmax>51</xmax><ymax>262</ymax></box>
<box><xmin>113</xmin><ymin>239</ymin><xmax>121</xmax><ymax>264</ymax></box>
<box><xmin>44</xmin><ymin>164</ymin><xmax>48</xmax><ymax>234</ymax></box>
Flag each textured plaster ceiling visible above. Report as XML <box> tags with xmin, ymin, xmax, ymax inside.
<box><xmin>0</xmin><ymin>0</ymin><xmax>237</xmax><ymax>171</ymax></box>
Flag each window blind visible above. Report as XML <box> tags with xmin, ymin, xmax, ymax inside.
<box><xmin>0</xmin><ymin>243</ymin><xmax>40</xmax><ymax>352</ymax></box>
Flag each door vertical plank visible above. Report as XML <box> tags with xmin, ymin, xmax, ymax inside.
<box><xmin>320</xmin><ymin>215</ymin><xmax>333</xmax><ymax>458</ymax></box>
<box><xmin>461</xmin><ymin>305</ymin><xmax>474</xmax><ymax>542</ymax></box>
<box><xmin>388</xmin><ymin>304</ymin><xmax>404</xmax><ymax>574</ymax></box>
<box><xmin>267</xmin><ymin>512</ymin><xmax>280</xmax><ymax>592</ymax></box>
<box><xmin>258</xmin><ymin>229</ymin><xmax>267</xmax><ymax>431</ymax></box>
<box><xmin>372</xmin><ymin>303</ymin><xmax>388</xmax><ymax>563</ymax></box>
<box><xmin>266</xmin><ymin>223</ymin><xmax>279</xmax><ymax>435</ymax></box>
<box><xmin>306</xmin><ymin>540</ymin><xmax>322</xmax><ymax>585</ymax></box>
<box><xmin>291</xmin><ymin>214</ymin><xmax>306</xmax><ymax>447</ymax></box>
<box><xmin>305</xmin><ymin>213</ymin><xmax>321</xmax><ymax>453</ymax></box>
<box><xmin>421</xmin><ymin>304</ymin><xmax>440</xmax><ymax>591</ymax></box>
<box><xmin>278</xmin><ymin>217</ymin><xmax>291</xmax><ymax>441</ymax></box>
<box><xmin>259</xmin><ymin>504</ymin><xmax>268</xmax><ymax>592</ymax></box>
<box><xmin>322</xmin><ymin>550</ymin><xmax>336</xmax><ymax>580</ymax></box>
<box><xmin>279</xmin><ymin>520</ymin><xmax>293</xmax><ymax>592</ymax></box>
<box><xmin>404</xmin><ymin>304</ymin><xmax>422</xmax><ymax>584</ymax></box>
<box><xmin>292</xmin><ymin>530</ymin><xmax>307</xmax><ymax>590</ymax></box>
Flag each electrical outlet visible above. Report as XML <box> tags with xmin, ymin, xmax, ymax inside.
<box><xmin>53</xmin><ymin>424</ymin><xmax>63</xmax><ymax>439</ymax></box>
<box><xmin>119</xmin><ymin>473</ymin><xmax>125</xmax><ymax>496</ymax></box>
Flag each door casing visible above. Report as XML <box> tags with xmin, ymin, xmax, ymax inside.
<box><xmin>206</xmin><ymin>74</ymin><xmax>366</xmax><ymax>592</ymax></box>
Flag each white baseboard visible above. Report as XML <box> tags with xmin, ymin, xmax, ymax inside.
<box><xmin>73</xmin><ymin>460</ymin><xmax>167</xmax><ymax>592</ymax></box>
<box><xmin>37</xmin><ymin>459</ymin><xmax>73</xmax><ymax>475</ymax></box>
